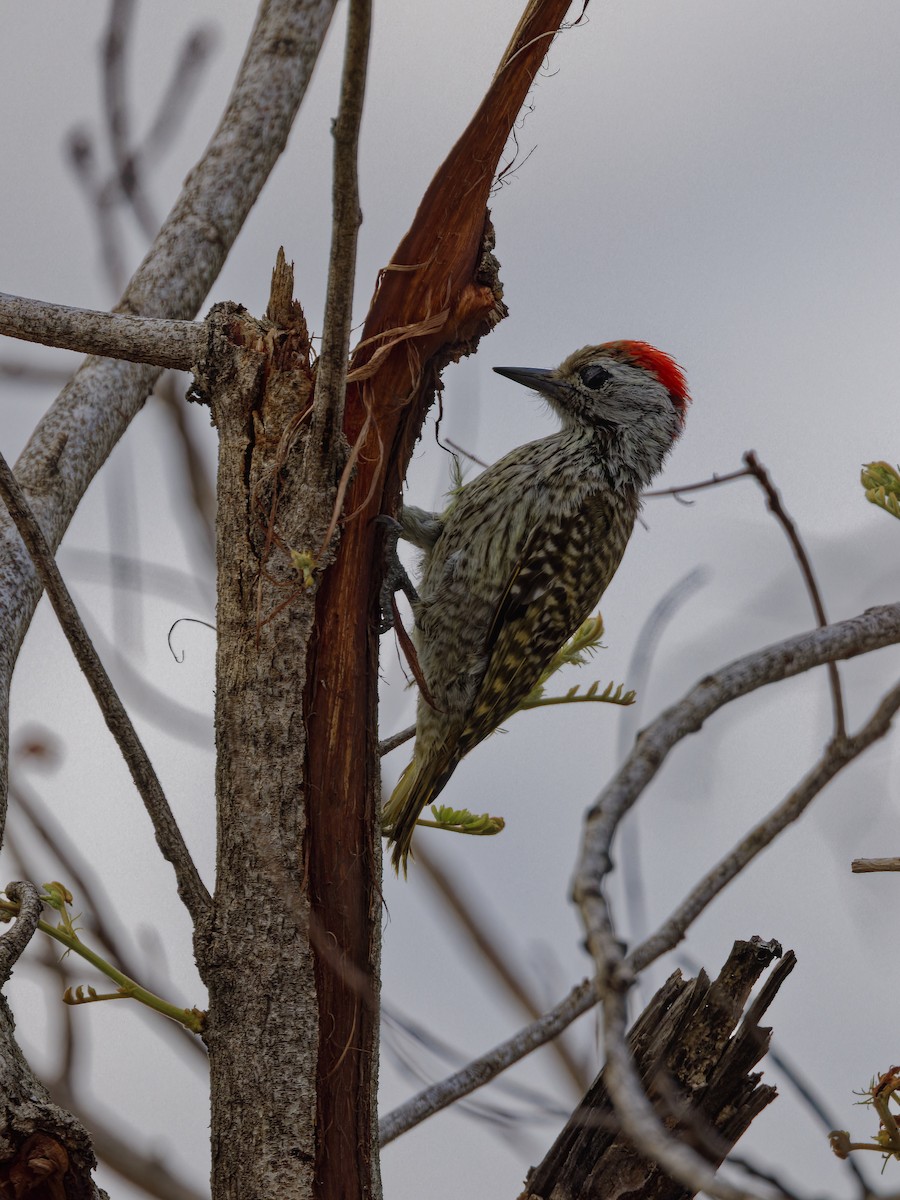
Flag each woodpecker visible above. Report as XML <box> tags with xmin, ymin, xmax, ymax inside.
<box><xmin>382</xmin><ymin>340</ymin><xmax>690</xmax><ymax>873</ymax></box>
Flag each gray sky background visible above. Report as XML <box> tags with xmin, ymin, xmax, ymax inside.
<box><xmin>3</xmin><ymin>3</ymin><xmax>900</xmax><ymax>1197</ymax></box>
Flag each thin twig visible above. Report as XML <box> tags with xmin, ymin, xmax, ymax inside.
<box><xmin>645</xmin><ymin>467</ymin><xmax>753</xmax><ymax>498</ymax></box>
<box><xmin>381</xmin><ymin>1001</ymin><xmax>572</xmax><ymax>1131</ymax></box>
<box><xmin>308</xmin><ymin>0</ymin><xmax>371</xmax><ymax>451</ymax></box>
<box><xmin>444</xmin><ymin>437</ymin><xmax>489</xmax><ymax>469</ymax></box>
<box><xmin>72</xmin><ymin>9</ymin><xmax>217</xmax><ymax>295</ymax></box>
<box><xmin>649</xmin><ymin>453</ymin><xmax>846</xmax><ymax>739</ymax></box>
<box><xmin>416</xmin><ymin>843</ymin><xmax>590</xmax><ymax>1094</ymax></box>
<box><xmin>66</xmin><ymin>123</ymin><xmax>127</xmax><ymax>293</ymax></box>
<box><xmin>0</xmin><ymin>292</ymin><xmax>202</xmax><ymax>369</ymax></box>
<box><xmin>726</xmin><ymin>1155</ymin><xmax>818</xmax><ymax>1200</ymax></box>
<box><xmin>742</xmin><ymin>449</ymin><xmax>846</xmax><ymax>739</ymax></box>
<box><xmin>617</xmin><ymin>567</ymin><xmax>710</xmax><ymax>952</ymax></box>
<box><xmin>762</xmin><ymin>1043</ymin><xmax>875</xmax><ymax>1197</ymax></box>
<box><xmin>0</xmin><ymin>450</ymin><xmax>210</xmax><ymax>925</ymax></box>
<box><xmin>138</xmin><ymin>27</ymin><xmax>218</xmax><ymax>165</ymax></box>
<box><xmin>102</xmin><ymin>0</ymin><xmax>158</xmax><ymax>239</ymax></box>
<box><xmin>379</xmin><ymin>722</ymin><xmax>415</xmax><ymax>757</ymax></box>
<box><xmin>378</xmin><ymin>977</ymin><xmax>597</xmax><ymax>1145</ymax></box>
<box><xmin>10</xmin><ymin>777</ymin><xmax>134</xmax><ymax>974</ymax></box>
<box><xmin>851</xmin><ymin>857</ymin><xmax>900</xmax><ymax>873</ymax></box>
<box><xmin>8</xmin><ymin>776</ymin><xmax>208</xmax><ymax>1064</ymax></box>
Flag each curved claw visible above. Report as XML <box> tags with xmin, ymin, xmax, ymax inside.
<box><xmin>376</xmin><ymin>514</ymin><xmax>419</xmax><ymax>633</ymax></box>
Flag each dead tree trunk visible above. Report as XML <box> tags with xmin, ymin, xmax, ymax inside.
<box><xmin>523</xmin><ymin>938</ymin><xmax>795</xmax><ymax>1200</ymax></box>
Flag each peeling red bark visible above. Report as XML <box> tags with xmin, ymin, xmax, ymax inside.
<box><xmin>302</xmin><ymin>5</ymin><xmax>577</xmax><ymax>1198</ymax></box>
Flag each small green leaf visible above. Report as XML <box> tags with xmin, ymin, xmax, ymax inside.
<box><xmin>415</xmin><ymin>805</ymin><xmax>505</xmax><ymax>837</ymax></box>
<box><xmin>519</xmin><ymin>678</ymin><xmax>636</xmax><ymax>711</ymax></box>
<box><xmin>289</xmin><ymin>549</ymin><xmax>318</xmax><ymax>588</ymax></box>
<box><xmin>862</xmin><ymin>461</ymin><xmax>900</xmax><ymax>521</ymax></box>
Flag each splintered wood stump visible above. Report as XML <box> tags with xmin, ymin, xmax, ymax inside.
<box><xmin>522</xmin><ymin>937</ymin><xmax>795</xmax><ymax>1200</ymax></box>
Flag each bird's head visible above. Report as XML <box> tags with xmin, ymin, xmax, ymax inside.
<box><xmin>493</xmin><ymin>340</ymin><xmax>690</xmax><ymax>488</ymax></box>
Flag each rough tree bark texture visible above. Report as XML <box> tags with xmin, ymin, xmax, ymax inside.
<box><xmin>296</xmin><ymin>6</ymin><xmax>572</xmax><ymax>1199</ymax></box>
<box><xmin>195</xmin><ymin>289</ymin><xmax>325</xmax><ymax>1200</ymax></box>
<box><xmin>0</xmin><ymin>996</ymin><xmax>102</xmax><ymax>1200</ymax></box>
<box><xmin>523</xmin><ymin>938</ymin><xmax>794</xmax><ymax>1200</ymax></box>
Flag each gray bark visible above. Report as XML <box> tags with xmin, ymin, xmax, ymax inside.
<box><xmin>191</xmin><ymin>294</ymin><xmax>381</xmax><ymax>1200</ymax></box>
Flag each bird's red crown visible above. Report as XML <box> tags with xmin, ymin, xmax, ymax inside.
<box><xmin>610</xmin><ymin>340</ymin><xmax>691</xmax><ymax>423</ymax></box>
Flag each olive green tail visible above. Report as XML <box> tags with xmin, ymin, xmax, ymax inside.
<box><xmin>382</xmin><ymin>753</ymin><xmax>457</xmax><ymax>876</ymax></box>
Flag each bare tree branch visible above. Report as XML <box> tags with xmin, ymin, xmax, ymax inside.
<box><xmin>573</xmin><ymin>602</ymin><xmax>900</xmax><ymax>950</ymax></box>
<box><xmin>0</xmin><ymin>450</ymin><xmax>210</xmax><ymax>924</ymax></box>
<box><xmin>651</xmin><ymin>452</ymin><xmax>846</xmax><ymax>738</ymax></box>
<box><xmin>138</xmin><ymin>27</ymin><xmax>219</xmax><ymax>166</ymax></box>
<box><xmin>646</xmin><ymin>467</ymin><xmax>754</xmax><ymax>499</ymax></box>
<box><xmin>618</xmin><ymin>567</ymin><xmax>710</xmax><ymax>950</ymax></box>
<box><xmin>416</xmin><ymin>843</ymin><xmax>590</xmax><ymax>1095</ymax></box>
<box><xmin>69</xmin><ymin>5</ymin><xmax>217</xmax><ymax>294</ymax></box>
<box><xmin>851</xmin><ymin>857</ymin><xmax>900</xmax><ymax>872</ymax></box>
<box><xmin>0</xmin><ymin>881</ymin><xmax>42</xmax><ymax>980</ymax></box>
<box><xmin>629</xmin><ymin>678</ymin><xmax>900</xmax><ymax>974</ymax></box>
<box><xmin>0</xmin><ymin>292</ymin><xmax>202</xmax><ymax>369</ymax></box>
<box><xmin>378</xmin><ymin>722</ymin><xmax>416</xmax><ymax>758</ymax></box>
<box><xmin>742</xmin><ymin>450</ymin><xmax>846</xmax><ymax>739</ymax></box>
<box><xmin>379</xmin><ymin>977</ymin><xmax>597</xmax><ymax>1145</ymax></box>
<box><xmin>308</xmin><ymin>0</ymin><xmax>371</xmax><ymax>451</ymax></box>
<box><xmin>72</xmin><ymin>18</ymin><xmax>218</xmax><ymax>290</ymax></box>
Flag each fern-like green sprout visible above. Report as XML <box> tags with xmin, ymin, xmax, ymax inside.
<box><xmin>517</xmin><ymin>614</ymin><xmax>636</xmax><ymax>711</ymax></box>
<box><xmin>861</xmin><ymin>461</ymin><xmax>900</xmax><ymax>521</ymax></box>
<box><xmin>829</xmin><ymin>1067</ymin><xmax>900</xmax><ymax>1170</ymax></box>
<box><xmin>3</xmin><ymin>883</ymin><xmax>206</xmax><ymax>1033</ymax></box>
<box><xmin>414</xmin><ymin>805</ymin><xmax>505</xmax><ymax>837</ymax></box>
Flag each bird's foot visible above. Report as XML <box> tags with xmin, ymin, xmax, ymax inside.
<box><xmin>376</xmin><ymin>514</ymin><xmax>419</xmax><ymax>634</ymax></box>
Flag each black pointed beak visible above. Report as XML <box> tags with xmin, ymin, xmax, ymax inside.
<box><xmin>493</xmin><ymin>366</ymin><xmax>563</xmax><ymax>402</ymax></box>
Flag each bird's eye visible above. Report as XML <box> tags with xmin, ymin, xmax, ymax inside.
<box><xmin>579</xmin><ymin>365</ymin><xmax>611</xmax><ymax>390</ymax></box>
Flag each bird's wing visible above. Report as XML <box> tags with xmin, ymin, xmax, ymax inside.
<box><xmin>459</xmin><ymin>492</ymin><xmax>630</xmax><ymax>755</ymax></box>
